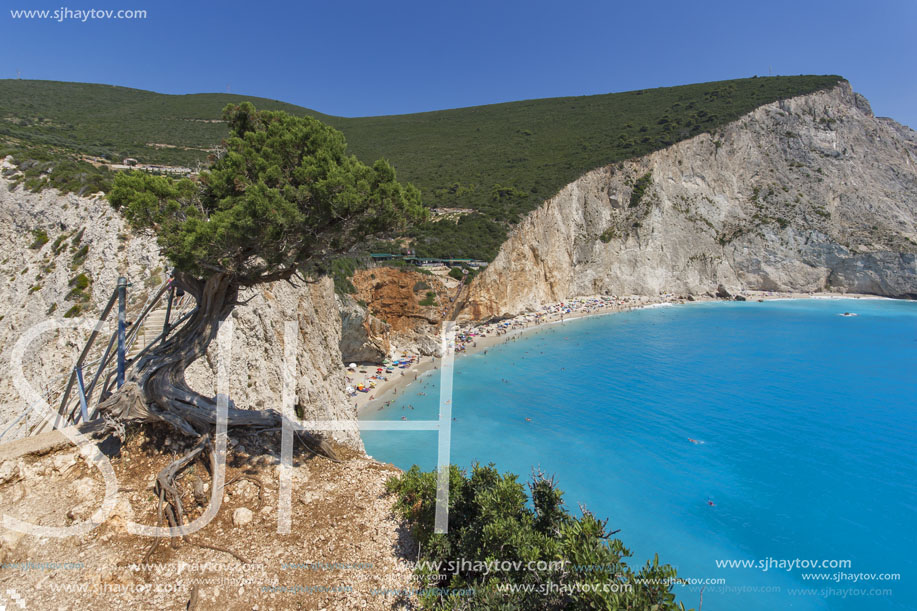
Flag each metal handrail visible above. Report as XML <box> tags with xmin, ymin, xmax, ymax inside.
<box><xmin>1</xmin><ymin>272</ymin><xmax>201</xmax><ymax>441</ymax></box>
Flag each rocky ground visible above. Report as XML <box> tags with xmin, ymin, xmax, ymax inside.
<box><xmin>0</xmin><ymin>425</ymin><xmax>418</xmax><ymax>610</ymax></box>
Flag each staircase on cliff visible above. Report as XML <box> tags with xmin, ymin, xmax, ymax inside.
<box><xmin>0</xmin><ymin>278</ymin><xmax>197</xmax><ymax>441</ymax></box>
<box><xmin>126</xmin><ymin>295</ymin><xmax>194</xmax><ymax>358</ymax></box>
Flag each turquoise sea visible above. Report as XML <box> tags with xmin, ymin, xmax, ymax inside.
<box><xmin>360</xmin><ymin>299</ymin><xmax>917</xmax><ymax>610</ymax></box>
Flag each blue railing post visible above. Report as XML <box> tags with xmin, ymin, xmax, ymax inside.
<box><xmin>75</xmin><ymin>366</ymin><xmax>89</xmax><ymax>423</ymax></box>
<box><xmin>117</xmin><ymin>276</ymin><xmax>127</xmax><ymax>388</ymax></box>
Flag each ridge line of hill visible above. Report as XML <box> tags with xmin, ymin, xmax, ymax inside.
<box><xmin>1</xmin><ymin>75</ymin><xmax>844</xmax><ymax>260</ymax></box>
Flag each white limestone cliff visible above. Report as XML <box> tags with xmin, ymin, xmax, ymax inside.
<box><xmin>464</xmin><ymin>82</ymin><xmax>917</xmax><ymax>318</ymax></box>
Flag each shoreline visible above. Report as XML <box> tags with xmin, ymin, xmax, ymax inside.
<box><xmin>351</xmin><ymin>290</ymin><xmax>897</xmax><ymax>418</ymax></box>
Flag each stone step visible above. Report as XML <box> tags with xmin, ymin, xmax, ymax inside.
<box><xmin>127</xmin><ymin>310</ymin><xmax>170</xmax><ymax>357</ymax></box>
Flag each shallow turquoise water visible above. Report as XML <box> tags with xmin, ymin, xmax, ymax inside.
<box><xmin>361</xmin><ymin>299</ymin><xmax>917</xmax><ymax>610</ymax></box>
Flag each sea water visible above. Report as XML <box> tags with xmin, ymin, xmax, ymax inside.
<box><xmin>360</xmin><ymin>299</ymin><xmax>917</xmax><ymax>610</ymax></box>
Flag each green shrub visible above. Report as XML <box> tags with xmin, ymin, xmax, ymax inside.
<box><xmin>66</xmin><ymin>273</ymin><xmax>92</xmax><ymax>302</ymax></box>
<box><xmin>388</xmin><ymin>464</ymin><xmax>685</xmax><ymax>610</ymax></box>
<box><xmin>71</xmin><ymin>227</ymin><xmax>86</xmax><ymax>249</ymax></box>
<box><xmin>70</xmin><ymin>245</ymin><xmax>89</xmax><ymax>269</ymax></box>
<box><xmin>380</xmin><ymin>259</ymin><xmax>433</xmax><ymax>275</ymax></box>
<box><xmin>419</xmin><ymin>291</ymin><xmax>437</xmax><ymax>306</ymax></box>
<box><xmin>51</xmin><ymin>233</ymin><xmax>69</xmax><ymax>254</ymax></box>
<box><xmin>69</xmin><ymin>273</ymin><xmax>90</xmax><ymax>290</ymax></box>
<box><xmin>329</xmin><ymin>257</ymin><xmax>359</xmax><ymax>295</ymax></box>
<box><xmin>629</xmin><ymin>171</ymin><xmax>653</xmax><ymax>208</ymax></box>
<box><xmin>413</xmin><ymin>280</ymin><xmax>431</xmax><ymax>292</ymax></box>
<box><xmin>29</xmin><ymin>228</ymin><xmax>49</xmax><ymax>250</ymax></box>
<box><xmin>599</xmin><ymin>227</ymin><xmax>617</xmax><ymax>243</ymax></box>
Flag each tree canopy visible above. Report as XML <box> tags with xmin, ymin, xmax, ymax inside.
<box><xmin>388</xmin><ymin>464</ymin><xmax>686</xmax><ymax>610</ymax></box>
<box><xmin>109</xmin><ymin>102</ymin><xmax>425</xmax><ymax>285</ymax></box>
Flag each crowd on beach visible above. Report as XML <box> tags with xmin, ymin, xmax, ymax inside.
<box><xmin>454</xmin><ymin>294</ymin><xmax>674</xmax><ymax>346</ymax></box>
<box><xmin>345</xmin><ymin>290</ymin><xmax>870</xmax><ymax>414</ymax></box>
<box><xmin>345</xmin><ymin>294</ymin><xmax>685</xmax><ymax>411</ymax></box>
<box><xmin>344</xmin><ymin>355</ymin><xmax>419</xmax><ymax>399</ymax></box>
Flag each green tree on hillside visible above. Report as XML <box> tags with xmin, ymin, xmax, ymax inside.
<box><xmin>100</xmin><ymin>103</ymin><xmax>425</xmax><ymax>508</ymax></box>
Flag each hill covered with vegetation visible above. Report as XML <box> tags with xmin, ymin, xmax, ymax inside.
<box><xmin>1</xmin><ymin>75</ymin><xmax>842</xmax><ymax>260</ymax></box>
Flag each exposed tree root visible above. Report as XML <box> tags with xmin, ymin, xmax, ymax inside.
<box><xmin>190</xmin><ymin>540</ymin><xmax>250</xmax><ymax>564</ymax></box>
<box><xmin>157</xmin><ymin>435</ymin><xmax>210</xmax><ymax>529</ymax></box>
<box><xmin>97</xmin><ymin>271</ymin><xmax>342</xmax><ymax>573</ymax></box>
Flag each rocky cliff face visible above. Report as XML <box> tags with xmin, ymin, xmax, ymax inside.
<box><xmin>185</xmin><ymin>278</ymin><xmax>363</xmax><ymax>450</ymax></box>
<box><xmin>345</xmin><ymin>268</ymin><xmax>456</xmax><ymax>358</ymax></box>
<box><xmin>0</xmin><ymin>171</ymin><xmax>361</xmax><ymax>450</ymax></box>
<box><xmin>464</xmin><ymin>82</ymin><xmax>917</xmax><ymax>318</ymax></box>
<box><xmin>338</xmin><ymin>294</ymin><xmax>391</xmax><ymax>364</ymax></box>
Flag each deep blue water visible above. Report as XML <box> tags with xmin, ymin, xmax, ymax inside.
<box><xmin>360</xmin><ymin>299</ymin><xmax>917</xmax><ymax>610</ymax></box>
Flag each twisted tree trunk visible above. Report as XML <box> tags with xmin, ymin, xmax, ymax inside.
<box><xmin>96</xmin><ymin>271</ymin><xmax>338</xmax><ymax>535</ymax></box>
<box><xmin>97</xmin><ymin>271</ymin><xmax>337</xmax><ymax>455</ymax></box>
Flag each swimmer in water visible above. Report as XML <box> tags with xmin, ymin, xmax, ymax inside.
<box><xmin>525</xmin><ymin>417</ymin><xmax>532</xmax><ymax>422</ymax></box>
<box><xmin>706</xmin><ymin>498</ymin><xmax>715</xmax><ymax>506</ymax></box>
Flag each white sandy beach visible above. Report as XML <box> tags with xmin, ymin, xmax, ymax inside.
<box><xmin>349</xmin><ymin>290</ymin><xmax>891</xmax><ymax>416</ymax></box>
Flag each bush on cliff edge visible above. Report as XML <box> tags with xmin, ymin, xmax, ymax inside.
<box><xmin>387</xmin><ymin>464</ymin><xmax>688</xmax><ymax>610</ymax></box>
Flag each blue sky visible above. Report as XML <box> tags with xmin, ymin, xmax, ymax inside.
<box><xmin>2</xmin><ymin>0</ymin><xmax>916</xmax><ymax>126</ymax></box>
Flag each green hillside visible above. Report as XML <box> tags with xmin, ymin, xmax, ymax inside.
<box><xmin>0</xmin><ymin>75</ymin><xmax>842</xmax><ymax>260</ymax></box>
